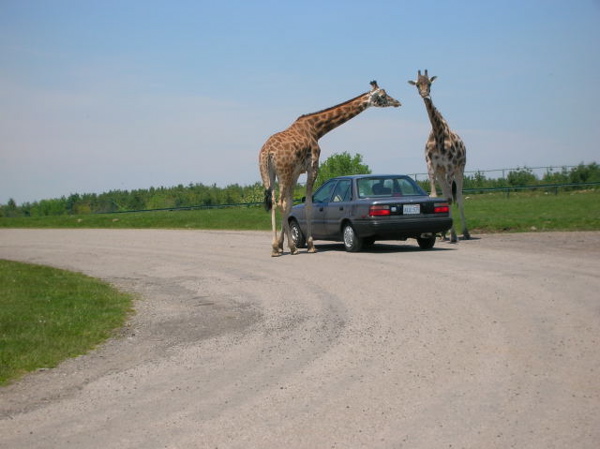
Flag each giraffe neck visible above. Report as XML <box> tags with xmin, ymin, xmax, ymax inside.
<box><xmin>299</xmin><ymin>92</ymin><xmax>371</xmax><ymax>139</ymax></box>
<box><xmin>423</xmin><ymin>97</ymin><xmax>451</xmax><ymax>137</ymax></box>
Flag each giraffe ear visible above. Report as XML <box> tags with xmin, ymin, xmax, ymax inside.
<box><xmin>408</xmin><ymin>80</ymin><xmax>416</xmax><ymax>85</ymax></box>
<box><xmin>430</xmin><ymin>76</ymin><xmax>437</xmax><ymax>83</ymax></box>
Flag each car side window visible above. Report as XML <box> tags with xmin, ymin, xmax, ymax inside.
<box><xmin>313</xmin><ymin>180</ymin><xmax>336</xmax><ymax>203</ymax></box>
<box><xmin>396</xmin><ymin>178</ymin><xmax>425</xmax><ymax>196</ymax></box>
<box><xmin>332</xmin><ymin>180</ymin><xmax>351</xmax><ymax>202</ymax></box>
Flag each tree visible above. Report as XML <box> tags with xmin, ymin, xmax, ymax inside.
<box><xmin>506</xmin><ymin>167</ymin><xmax>537</xmax><ymax>186</ymax></box>
<box><xmin>315</xmin><ymin>152</ymin><xmax>371</xmax><ymax>188</ymax></box>
<box><xmin>569</xmin><ymin>162</ymin><xmax>600</xmax><ymax>184</ymax></box>
<box><xmin>1</xmin><ymin>198</ymin><xmax>18</xmax><ymax>217</ymax></box>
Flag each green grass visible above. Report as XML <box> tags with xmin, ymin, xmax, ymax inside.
<box><xmin>1</xmin><ymin>189</ymin><xmax>599</xmax><ymax>232</ymax></box>
<box><xmin>0</xmin><ymin>206</ymin><xmax>272</xmax><ymax>230</ymax></box>
<box><xmin>460</xmin><ymin>189</ymin><xmax>600</xmax><ymax>233</ymax></box>
<box><xmin>0</xmin><ymin>260</ymin><xmax>134</xmax><ymax>386</ymax></box>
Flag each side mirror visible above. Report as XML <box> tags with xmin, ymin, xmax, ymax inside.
<box><xmin>301</xmin><ymin>196</ymin><xmax>306</xmax><ymax>203</ymax></box>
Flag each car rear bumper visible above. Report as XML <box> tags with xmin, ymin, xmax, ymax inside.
<box><xmin>352</xmin><ymin>216</ymin><xmax>453</xmax><ymax>239</ymax></box>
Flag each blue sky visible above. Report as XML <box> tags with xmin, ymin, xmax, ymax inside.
<box><xmin>1</xmin><ymin>0</ymin><xmax>599</xmax><ymax>204</ymax></box>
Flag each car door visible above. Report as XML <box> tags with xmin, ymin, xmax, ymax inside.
<box><xmin>310</xmin><ymin>179</ymin><xmax>337</xmax><ymax>238</ymax></box>
<box><xmin>323</xmin><ymin>179</ymin><xmax>352</xmax><ymax>237</ymax></box>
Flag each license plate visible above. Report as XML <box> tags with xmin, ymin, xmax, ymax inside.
<box><xmin>403</xmin><ymin>204</ymin><xmax>420</xmax><ymax>215</ymax></box>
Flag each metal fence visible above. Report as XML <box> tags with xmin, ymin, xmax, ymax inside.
<box><xmin>408</xmin><ymin>165</ymin><xmax>581</xmax><ymax>183</ymax></box>
<box><xmin>106</xmin><ymin>180</ymin><xmax>598</xmax><ymax>214</ymax></box>
<box><xmin>463</xmin><ymin>181</ymin><xmax>600</xmax><ymax>197</ymax></box>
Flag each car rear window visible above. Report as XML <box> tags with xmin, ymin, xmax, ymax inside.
<box><xmin>357</xmin><ymin>177</ymin><xmax>426</xmax><ymax>198</ymax></box>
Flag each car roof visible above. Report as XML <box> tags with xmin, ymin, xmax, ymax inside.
<box><xmin>331</xmin><ymin>174</ymin><xmax>412</xmax><ymax>180</ymax></box>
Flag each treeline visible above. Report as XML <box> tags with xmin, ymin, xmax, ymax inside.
<box><xmin>412</xmin><ymin>163</ymin><xmax>600</xmax><ymax>193</ymax></box>
<box><xmin>2</xmin><ymin>182</ymin><xmax>267</xmax><ymax>218</ymax></box>
<box><xmin>1</xmin><ymin>163</ymin><xmax>598</xmax><ymax>218</ymax></box>
<box><xmin>458</xmin><ymin>163</ymin><xmax>600</xmax><ymax>191</ymax></box>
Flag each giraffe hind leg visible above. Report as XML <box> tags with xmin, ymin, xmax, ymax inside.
<box><xmin>304</xmin><ymin>166</ymin><xmax>318</xmax><ymax>253</ymax></box>
<box><xmin>270</xmin><ymin>192</ymin><xmax>283</xmax><ymax>256</ymax></box>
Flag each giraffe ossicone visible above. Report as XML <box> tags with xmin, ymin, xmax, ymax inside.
<box><xmin>258</xmin><ymin>81</ymin><xmax>401</xmax><ymax>256</ymax></box>
<box><xmin>408</xmin><ymin>70</ymin><xmax>470</xmax><ymax>242</ymax></box>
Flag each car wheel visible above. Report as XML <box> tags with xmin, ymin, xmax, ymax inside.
<box><xmin>343</xmin><ymin>223</ymin><xmax>363</xmax><ymax>252</ymax></box>
<box><xmin>417</xmin><ymin>235</ymin><xmax>436</xmax><ymax>250</ymax></box>
<box><xmin>289</xmin><ymin>219</ymin><xmax>306</xmax><ymax>248</ymax></box>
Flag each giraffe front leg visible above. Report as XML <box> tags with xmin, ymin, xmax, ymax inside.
<box><xmin>449</xmin><ymin>227</ymin><xmax>458</xmax><ymax>243</ymax></box>
<box><xmin>280</xmin><ymin>195</ymin><xmax>298</xmax><ymax>255</ymax></box>
<box><xmin>429</xmin><ymin>178</ymin><xmax>438</xmax><ymax>197</ymax></box>
<box><xmin>305</xmin><ymin>200</ymin><xmax>317</xmax><ymax>254</ymax></box>
<box><xmin>453</xmin><ymin>176</ymin><xmax>470</xmax><ymax>240</ymax></box>
<box><xmin>462</xmin><ymin>225</ymin><xmax>471</xmax><ymax>240</ymax></box>
<box><xmin>453</xmin><ymin>173</ymin><xmax>470</xmax><ymax>240</ymax></box>
<box><xmin>439</xmin><ymin>180</ymin><xmax>458</xmax><ymax>243</ymax></box>
<box><xmin>277</xmin><ymin>229</ymin><xmax>285</xmax><ymax>253</ymax></box>
<box><xmin>457</xmin><ymin>201</ymin><xmax>470</xmax><ymax>240</ymax></box>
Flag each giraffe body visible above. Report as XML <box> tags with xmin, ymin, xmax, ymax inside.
<box><xmin>259</xmin><ymin>81</ymin><xmax>401</xmax><ymax>256</ymax></box>
<box><xmin>409</xmin><ymin>70</ymin><xmax>470</xmax><ymax>242</ymax></box>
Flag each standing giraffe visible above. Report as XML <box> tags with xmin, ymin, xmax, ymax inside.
<box><xmin>259</xmin><ymin>81</ymin><xmax>401</xmax><ymax>256</ymax></box>
<box><xmin>408</xmin><ymin>70</ymin><xmax>470</xmax><ymax>242</ymax></box>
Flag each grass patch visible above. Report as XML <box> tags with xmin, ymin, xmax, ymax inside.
<box><xmin>0</xmin><ymin>206</ymin><xmax>273</xmax><ymax>230</ymax></box>
<box><xmin>1</xmin><ymin>189</ymin><xmax>599</xmax><ymax>233</ymax></box>
<box><xmin>0</xmin><ymin>260</ymin><xmax>134</xmax><ymax>386</ymax></box>
<box><xmin>460</xmin><ymin>189</ymin><xmax>600</xmax><ymax>233</ymax></box>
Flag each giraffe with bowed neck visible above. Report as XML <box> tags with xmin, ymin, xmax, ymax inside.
<box><xmin>259</xmin><ymin>81</ymin><xmax>401</xmax><ymax>256</ymax></box>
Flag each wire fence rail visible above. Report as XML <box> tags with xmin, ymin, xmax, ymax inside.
<box><xmin>463</xmin><ymin>181</ymin><xmax>600</xmax><ymax>197</ymax></box>
<box><xmin>408</xmin><ymin>165</ymin><xmax>583</xmax><ymax>183</ymax></box>
<box><xmin>109</xmin><ymin>202</ymin><xmax>265</xmax><ymax>214</ymax></box>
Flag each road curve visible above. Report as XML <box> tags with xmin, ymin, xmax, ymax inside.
<box><xmin>1</xmin><ymin>229</ymin><xmax>599</xmax><ymax>449</ymax></box>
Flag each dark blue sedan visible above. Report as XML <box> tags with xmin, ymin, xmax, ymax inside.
<box><xmin>288</xmin><ymin>174</ymin><xmax>453</xmax><ymax>252</ymax></box>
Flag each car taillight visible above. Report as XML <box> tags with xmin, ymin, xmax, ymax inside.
<box><xmin>369</xmin><ymin>205</ymin><xmax>391</xmax><ymax>216</ymax></box>
<box><xmin>434</xmin><ymin>202</ymin><xmax>450</xmax><ymax>213</ymax></box>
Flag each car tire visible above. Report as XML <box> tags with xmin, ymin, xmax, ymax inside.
<box><xmin>289</xmin><ymin>219</ymin><xmax>306</xmax><ymax>248</ymax></box>
<box><xmin>343</xmin><ymin>223</ymin><xmax>363</xmax><ymax>252</ymax></box>
<box><xmin>417</xmin><ymin>235</ymin><xmax>436</xmax><ymax>250</ymax></box>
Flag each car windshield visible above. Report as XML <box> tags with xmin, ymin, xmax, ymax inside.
<box><xmin>357</xmin><ymin>176</ymin><xmax>426</xmax><ymax>198</ymax></box>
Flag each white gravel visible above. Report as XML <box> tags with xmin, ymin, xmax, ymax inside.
<box><xmin>1</xmin><ymin>229</ymin><xmax>599</xmax><ymax>448</ymax></box>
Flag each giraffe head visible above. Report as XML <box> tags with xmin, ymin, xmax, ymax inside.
<box><xmin>408</xmin><ymin>70</ymin><xmax>437</xmax><ymax>99</ymax></box>
<box><xmin>368</xmin><ymin>80</ymin><xmax>401</xmax><ymax>108</ymax></box>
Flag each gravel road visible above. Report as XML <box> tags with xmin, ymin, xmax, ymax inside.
<box><xmin>0</xmin><ymin>229</ymin><xmax>599</xmax><ymax>449</ymax></box>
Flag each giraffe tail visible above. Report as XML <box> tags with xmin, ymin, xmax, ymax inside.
<box><xmin>264</xmin><ymin>188</ymin><xmax>273</xmax><ymax>212</ymax></box>
<box><xmin>451</xmin><ymin>180</ymin><xmax>457</xmax><ymax>204</ymax></box>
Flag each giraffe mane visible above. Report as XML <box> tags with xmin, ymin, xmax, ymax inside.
<box><xmin>297</xmin><ymin>91</ymin><xmax>369</xmax><ymax>120</ymax></box>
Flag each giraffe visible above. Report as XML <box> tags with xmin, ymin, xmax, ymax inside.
<box><xmin>408</xmin><ymin>70</ymin><xmax>470</xmax><ymax>242</ymax></box>
<box><xmin>259</xmin><ymin>81</ymin><xmax>401</xmax><ymax>256</ymax></box>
